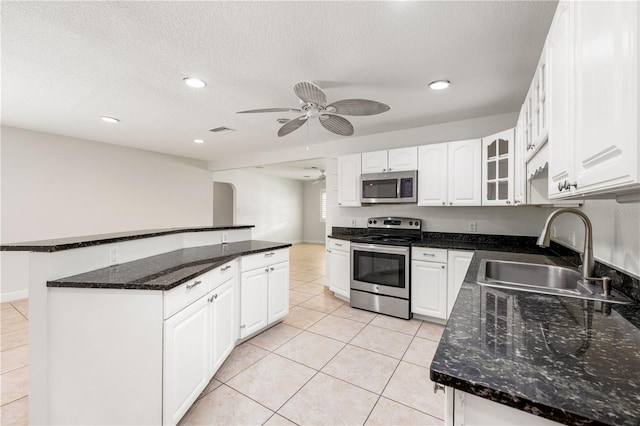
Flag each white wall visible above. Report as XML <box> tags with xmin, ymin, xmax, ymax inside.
<box><xmin>1</xmin><ymin>126</ymin><xmax>213</xmax><ymax>243</ymax></box>
<box><xmin>548</xmin><ymin>200</ymin><xmax>640</xmax><ymax>277</ymax></box>
<box><xmin>212</xmin><ymin>182</ymin><xmax>234</xmax><ymax>226</ymax></box>
<box><xmin>303</xmin><ymin>181</ymin><xmax>326</xmax><ymax>244</ymax></box>
<box><xmin>211</xmin><ymin>169</ymin><xmax>303</xmax><ymax>243</ymax></box>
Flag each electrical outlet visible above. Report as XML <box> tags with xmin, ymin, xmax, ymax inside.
<box><xmin>221</xmin><ymin>232</ymin><xmax>229</xmax><ymax>244</ymax></box>
<box><xmin>551</xmin><ymin>226</ymin><xmax>557</xmax><ymax>238</ymax></box>
<box><xmin>109</xmin><ymin>247</ymin><xmax>119</xmax><ymax>266</ymax></box>
<box><xmin>468</xmin><ymin>221</ymin><xmax>477</xmax><ymax>232</ymax></box>
<box><xmin>569</xmin><ymin>230</ymin><xmax>576</xmax><ymax>246</ymax></box>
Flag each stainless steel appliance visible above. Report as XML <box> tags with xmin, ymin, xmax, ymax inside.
<box><xmin>360</xmin><ymin>170</ymin><xmax>417</xmax><ymax>204</ymax></box>
<box><xmin>350</xmin><ymin>217</ymin><xmax>422</xmax><ymax>319</ymax></box>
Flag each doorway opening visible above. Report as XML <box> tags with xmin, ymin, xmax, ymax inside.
<box><xmin>213</xmin><ymin>182</ymin><xmax>235</xmax><ymax>226</ymax></box>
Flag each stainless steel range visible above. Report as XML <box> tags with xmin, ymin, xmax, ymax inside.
<box><xmin>350</xmin><ymin>217</ymin><xmax>422</xmax><ymax>320</ymax></box>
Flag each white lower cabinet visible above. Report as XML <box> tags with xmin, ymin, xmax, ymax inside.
<box><xmin>448</xmin><ymin>387</ymin><xmax>562</xmax><ymax>426</ymax></box>
<box><xmin>447</xmin><ymin>250</ymin><xmax>474</xmax><ymax>318</ymax></box>
<box><xmin>327</xmin><ymin>238</ymin><xmax>350</xmax><ymax>299</ymax></box>
<box><xmin>411</xmin><ymin>257</ymin><xmax>448</xmax><ymax>319</ymax></box>
<box><xmin>239</xmin><ymin>249</ymin><xmax>290</xmax><ymax>339</ymax></box>
<box><xmin>411</xmin><ymin>248</ymin><xmax>473</xmax><ymax>320</ymax></box>
<box><xmin>163</xmin><ymin>295</ymin><xmax>210</xmax><ymax>425</ymax></box>
<box><xmin>210</xmin><ymin>278</ymin><xmax>236</xmax><ymax>374</ymax></box>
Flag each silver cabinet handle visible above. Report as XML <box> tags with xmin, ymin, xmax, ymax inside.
<box><xmin>506</xmin><ymin>200</ymin><xmax>511</xmax><ymax>205</ymax></box>
<box><xmin>240</xmin><ymin>325</ymin><xmax>246</xmax><ymax>329</ymax></box>
<box><xmin>383</xmin><ymin>168</ymin><xmax>386</xmax><ymax>172</ymax></box>
<box><xmin>186</xmin><ymin>280</ymin><xmax>202</xmax><ymax>290</ymax></box>
<box><xmin>208</xmin><ymin>294</ymin><xmax>217</xmax><ymax>303</ymax></box>
<box><xmin>449</xmin><ymin>202</ymin><xmax>453</xmax><ymax>206</ymax></box>
<box><xmin>270</xmin><ymin>267</ymin><xmax>274</xmax><ymax>271</ymax></box>
<box><xmin>335</xmin><ymin>243</ymin><xmax>342</xmax><ymax>247</ymax></box>
<box><xmin>423</xmin><ymin>253</ymin><xmax>435</xmax><ymax>257</ymax></box>
<box><xmin>441</xmin><ymin>265</ymin><xmax>445</xmax><ymax>269</ymax></box>
<box><xmin>265</xmin><ymin>268</ymin><xmax>269</xmax><ymax>272</ymax></box>
<box><xmin>264</xmin><ymin>252</ymin><xmax>275</xmax><ymax>257</ymax></box>
<box><xmin>442</xmin><ymin>202</ymin><xmax>445</xmax><ymax>206</ymax></box>
<box><xmin>221</xmin><ymin>265</ymin><xmax>231</xmax><ymax>271</ymax></box>
<box><xmin>327</xmin><ymin>249</ymin><xmax>332</xmax><ymax>253</ymax></box>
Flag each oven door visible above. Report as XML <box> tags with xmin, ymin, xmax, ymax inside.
<box><xmin>351</xmin><ymin>243</ymin><xmax>410</xmax><ymax>299</ymax></box>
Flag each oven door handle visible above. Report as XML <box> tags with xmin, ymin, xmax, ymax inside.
<box><xmin>351</xmin><ymin>243</ymin><xmax>410</xmax><ymax>256</ymax></box>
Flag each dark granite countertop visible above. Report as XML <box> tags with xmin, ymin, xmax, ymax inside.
<box><xmin>430</xmin><ymin>249</ymin><xmax>640</xmax><ymax>426</ymax></box>
<box><xmin>1</xmin><ymin>225</ymin><xmax>254</xmax><ymax>252</ymax></box>
<box><xmin>47</xmin><ymin>240</ymin><xmax>291</xmax><ymax>291</ymax></box>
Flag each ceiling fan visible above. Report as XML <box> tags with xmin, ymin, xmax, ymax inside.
<box><xmin>237</xmin><ymin>81</ymin><xmax>390</xmax><ymax>137</ymax></box>
<box><xmin>311</xmin><ymin>168</ymin><xmax>326</xmax><ymax>185</ymax></box>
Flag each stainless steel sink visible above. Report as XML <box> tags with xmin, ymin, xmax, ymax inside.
<box><xmin>477</xmin><ymin>259</ymin><xmax>633</xmax><ymax>304</ymax></box>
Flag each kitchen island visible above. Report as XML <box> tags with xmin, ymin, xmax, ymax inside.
<box><xmin>1</xmin><ymin>226</ymin><xmax>291</xmax><ymax>425</ymax></box>
<box><xmin>430</xmin><ymin>250</ymin><xmax>640</xmax><ymax>426</ymax></box>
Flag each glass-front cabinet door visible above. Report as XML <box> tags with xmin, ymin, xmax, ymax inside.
<box><xmin>482</xmin><ymin>129</ymin><xmax>515</xmax><ymax>205</ymax></box>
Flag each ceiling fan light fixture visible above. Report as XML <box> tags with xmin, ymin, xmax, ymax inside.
<box><xmin>101</xmin><ymin>116</ymin><xmax>120</xmax><ymax>123</ymax></box>
<box><xmin>429</xmin><ymin>80</ymin><xmax>451</xmax><ymax>90</ymax></box>
<box><xmin>183</xmin><ymin>77</ymin><xmax>207</xmax><ymax>88</ymax></box>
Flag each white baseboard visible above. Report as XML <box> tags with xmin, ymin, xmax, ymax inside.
<box><xmin>302</xmin><ymin>239</ymin><xmax>326</xmax><ymax>245</ymax></box>
<box><xmin>1</xmin><ymin>289</ymin><xmax>29</xmax><ymax>303</ymax></box>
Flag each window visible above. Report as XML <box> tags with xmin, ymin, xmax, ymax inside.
<box><xmin>320</xmin><ymin>190</ymin><xmax>327</xmax><ymax>222</ymax></box>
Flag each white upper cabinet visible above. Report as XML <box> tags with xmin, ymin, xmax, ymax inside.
<box><xmin>482</xmin><ymin>129</ymin><xmax>515</xmax><ymax>206</ymax></box>
<box><xmin>526</xmin><ymin>45</ymin><xmax>549</xmax><ymax>161</ymax></box>
<box><xmin>418</xmin><ymin>140</ymin><xmax>481</xmax><ymax>207</ymax></box>
<box><xmin>547</xmin><ymin>0</ymin><xmax>639</xmax><ymax>199</ymax></box>
<box><xmin>547</xmin><ymin>0</ymin><xmax>576</xmax><ymax>199</ymax></box>
<box><xmin>361</xmin><ymin>147</ymin><xmax>418</xmax><ymax>173</ymax></box>
<box><xmin>572</xmin><ymin>1</ymin><xmax>639</xmax><ymax>195</ymax></box>
<box><xmin>448</xmin><ymin>139</ymin><xmax>482</xmax><ymax>206</ymax></box>
<box><xmin>514</xmin><ymin>110</ymin><xmax>526</xmax><ymax>205</ymax></box>
<box><xmin>337</xmin><ymin>154</ymin><xmax>361</xmax><ymax>207</ymax></box>
<box><xmin>417</xmin><ymin>143</ymin><xmax>449</xmax><ymax>206</ymax></box>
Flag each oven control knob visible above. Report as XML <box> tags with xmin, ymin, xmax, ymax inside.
<box><xmin>409</xmin><ymin>221</ymin><xmax>413</xmax><ymax>226</ymax></box>
<box><xmin>368</xmin><ymin>220</ymin><xmax>372</xmax><ymax>224</ymax></box>
<box><xmin>415</xmin><ymin>222</ymin><xmax>420</xmax><ymax>226</ymax></box>
<box><xmin>373</xmin><ymin>220</ymin><xmax>377</xmax><ymax>224</ymax></box>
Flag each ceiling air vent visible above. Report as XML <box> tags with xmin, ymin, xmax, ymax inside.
<box><xmin>209</xmin><ymin>126</ymin><xmax>234</xmax><ymax>134</ymax></box>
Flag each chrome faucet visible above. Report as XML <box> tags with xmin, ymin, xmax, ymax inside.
<box><xmin>537</xmin><ymin>208</ymin><xmax>601</xmax><ymax>290</ymax></box>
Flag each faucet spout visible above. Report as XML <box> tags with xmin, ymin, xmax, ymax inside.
<box><xmin>537</xmin><ymin>208</ymin><xmax>594</xmax><ymax>281</ymax></box>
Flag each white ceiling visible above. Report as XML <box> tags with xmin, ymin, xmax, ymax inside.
<box><xmin>1</xmin><ymin>1</ymin><xmax>557</xmax><ymax>167</ymax></box>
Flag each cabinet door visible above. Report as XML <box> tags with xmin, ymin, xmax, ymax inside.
<box><xmin>417</xmin><ymin>143</ymin><xmax>448</xmax><ymax>206</ymax></box>
<box><xmin>338</xmin><ymin>154</ymin><xmax>362</xmax><ymax>207</ymax></box>
<box><xmin>514</xmin><ymin>109</ymin><xmax>526</xmax><ymax>205</ymax></box>
<box><xmin>388</xmin><ymin>147</ymin><xmax>418</xmax><ymax>171</ymax></box>
<box><xmin>210</xmin><ymin>278</ymin><xmax>235</xmax><ymax>375</ymax></box>
<box><xmin>573</xmin><ymin>1</ymin><xmax>639</xmax><ymax>194</ymax></box>
<box><xmin>240</xmin><ymin>268</ymin><xmax>268</xmax><ymax>338</ymax></box>
<box><xmin>163</xmin><ymin>296</ymin><xmax>210</xmax><ymax>426</ymax></box>
<box><xmin>361</xmin><ymin>150</ymin><xmax>388</xmax><ymax>174</ymax></box>
<box><xmin>447</xmin><ymin>251</ymin><xmax>474</xmax><ymax>318</ymax></box>
<box><xmin>411</xmin><ymin>260</ymin><xmax>447</xmax><ymax>319</ymax></box>
<box><xmin>482</xmin><ymin>129</ymin><xmax>515</xmax><ymax>206</ymax></box>
<box><xmin>547</xmin><ymin>0</ymin><xmax>576</xmax><ymax>198</ymax></box>
<box><xmin>448</xmin><ymin>139</ymin><xmax>482</xmax><ymax>206</ymax></box>
<box><xmin>328</xmin><ymin>248</ymin><xmax>350</xmax><ymax>299</ymax></box>
<box><xmin>267</xmin><ymin>261</ymin><xmax>289</xmax><ymax>324</ymax></box>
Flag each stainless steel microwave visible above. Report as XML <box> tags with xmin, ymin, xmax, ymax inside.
<box><xmin>360</xmin><ymin>170</ymin><xmax>417</xmax><ymax>204</ymax></box>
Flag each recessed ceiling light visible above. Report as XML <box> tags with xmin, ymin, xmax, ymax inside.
<box><xmin>193</xmin><ymin>139</ymin><xmax>205</xmax><ymax>144</ymax></box>
<box><xmin>101</xmin><ymin>116</ymin><xmax>120</xmax><ymax>123</ymax></box>
<box><xmin>429</xmin><ymin>80</ymin><xmax>451</xmax><ymax>90</ymax></box>
<box><xmin>183</xmin><ymin>77</ymin><xmax>207</xmax><ymax>88</ymax></box>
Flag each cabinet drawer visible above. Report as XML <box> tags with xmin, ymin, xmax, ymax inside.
<box><xmin>328</xmin><ymin>238</ymin><xmax>350</xmax><ymax>252</ymax></box>
<box><xmin>241</xmin><ymin>248</ymin><xmax>289</xmax><ymax>272</ymax></box>
<box><xmin>211</xmin><ymin>260</ymin><xmax>236</xmax><ymax>290</ymax></box>
<box><xmin>164</xmin><ymin>273</ymin><xmax>211</xmax><ymax>319</ymax></box>
<box><xmin>412</xmin><ymin>247</ymin><xmax>447</xmax><ymax>263</ymax></box>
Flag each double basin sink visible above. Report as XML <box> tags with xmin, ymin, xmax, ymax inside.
<box><xmin>477</xmin><ymin>259</ymin><xmax>633</xmax><ymax>305</ymax></box>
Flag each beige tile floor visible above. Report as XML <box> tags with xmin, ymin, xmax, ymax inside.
<box><xmin>0</xmin><ymin>243</ymin><xmax>446</xmax><ymax>425</ymax></box>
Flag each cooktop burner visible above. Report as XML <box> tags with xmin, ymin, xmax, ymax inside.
<box><xmin>353</xmin><ymin>217</ymin><xmax>423</xmax><ymax>246</ymax></box>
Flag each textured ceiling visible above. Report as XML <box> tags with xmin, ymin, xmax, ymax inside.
<box><xmin>1</xmin><ymin>1</ymin><xmax>557</xmax><ymax>166</ymax></box>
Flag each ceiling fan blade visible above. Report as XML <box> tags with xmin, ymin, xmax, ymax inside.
<box><xmin>278</xmin><ymin>115</ymin><xmax>308</xmax><ymax>137</ymax></box>
<box><xmin>294</xmin><ymin>81</ymin><xmax>327</xmax><ymax>106</ymax></box>
<box><xmin>319</xmin><ymin>114</ymin><xmax>354</xmax><ymax>136</ymax></box>
<box><xmin>326</xmin><ymin>99</ymin><xmax>390</xmax><ymax>116</ymax></box>
<box><xmin>236</xmin><ymin>107</ymin><xmax>302</xmax><ymax>113</ymax></box>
